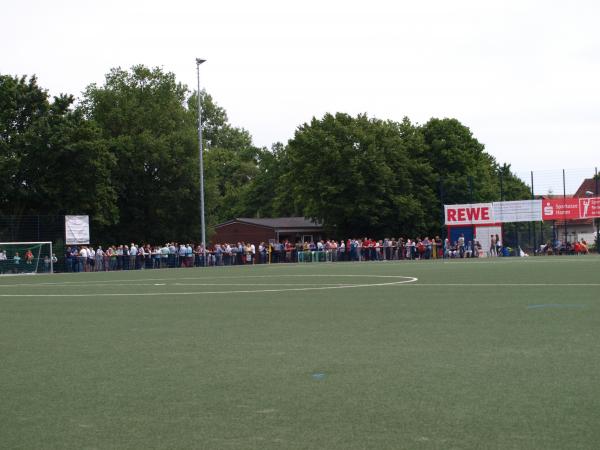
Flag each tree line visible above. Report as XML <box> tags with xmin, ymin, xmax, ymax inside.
<box><xmin>0</xmin><ymin>65</ymin><xmax>531</xmax><ymax>243</ymax></box>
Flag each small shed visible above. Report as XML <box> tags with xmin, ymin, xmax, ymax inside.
<box><xmin>213</xmin><ymin>217</ymin><xmax>324</xmax><ymax>245</ymax></box>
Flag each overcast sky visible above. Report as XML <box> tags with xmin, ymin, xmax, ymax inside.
<box><xmin>3</xmin><ymin>0</ymin><xmax>599</xmax><ymax>191</ymax></box>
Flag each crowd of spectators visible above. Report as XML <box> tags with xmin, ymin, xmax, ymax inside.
<box><xmin>62</xmin><ymin>235</ymin><xmax>508</xmax><ymax>272</ymax></box>
<box><xmin>0</xmin><ymin>233</ymin><xmax>595</xmax><ymax>274</ymax></box>
<box><xmin>538</xmin><ymin>239</ymin><xmax>591</xmax><ymax>256</ymax></box>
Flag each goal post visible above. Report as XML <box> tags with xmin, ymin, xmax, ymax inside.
<box><xmin>0</xmin><ymin>241</ymin><xmax>54</xmax><ymax>275</ymax></box>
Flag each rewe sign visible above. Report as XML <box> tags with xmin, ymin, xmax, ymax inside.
<box><xmin>445</xmin><ymin>203</ymin><xmax>494</xmax><ymax>225</ymax></box>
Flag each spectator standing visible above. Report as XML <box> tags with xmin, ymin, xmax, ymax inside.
<box><xmin>129</xmin><ymin>244</ymin><xmax>137</xmax><ymax>269</ymax></box>
<box><xmin>490</xmin><ymin>235</ymin><xmax>497</xmax><ymax>257</ymax></box>
<box><xmin>95</xmin><ymin>246</ymin><xmax>104</xmax><ymax>271</ymax></box>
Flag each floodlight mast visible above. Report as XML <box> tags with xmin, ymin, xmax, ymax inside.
<box><xmin>196</xmin><ymin>58</ymin><xmax>207</xmax><ymax>266</ymax></box>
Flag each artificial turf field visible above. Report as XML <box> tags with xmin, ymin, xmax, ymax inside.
<box><xmin>1</xmin><ymin>257</ymin><xmax>599</xmax><ymax>450</ymax></box>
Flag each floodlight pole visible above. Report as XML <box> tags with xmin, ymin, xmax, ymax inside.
<box><xmin>196</xmin><ymin>58</ymin><xmax>207</xmax><ymax>267</ymax></box>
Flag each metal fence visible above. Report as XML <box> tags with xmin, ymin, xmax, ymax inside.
<box><xmin>56</xmin><ymin>239</ymin><xmax>566</xmax><ymax>274</ymax></box>
<box><xmin>1</xmin><ymin>166</ymin><xmax>598</xmax><ymax>275</ymax></box>
<box><xmin>63</xmin><ymin>244</ymin><xmax>444</xmax><ymax>273</ymax></box>
<box><xmin>510</xmin><ymin>167</ymin><xmax>599</xmax><ymax>253</ymax></box>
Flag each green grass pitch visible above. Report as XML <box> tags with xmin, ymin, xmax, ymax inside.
<box><xmin>1</xmin><ymin>257</ymin><xmax>599</xmax><ymax>449</ymax></box>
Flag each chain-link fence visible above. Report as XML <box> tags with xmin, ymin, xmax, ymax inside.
<box><xmin>1</xmin><ymin>166</ymin><xmax>598</xmax><ymax>275</ymax></box>
<box><xmin>511</xmin><ymin>167</ymin><xmax>599</xmax><ymax>254</ymax></box>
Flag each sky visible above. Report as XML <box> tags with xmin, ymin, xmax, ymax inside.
<box><xmin>2</xmin><ymin>0</ymin><xmax>599</xmax><ymax>192</ymax></box>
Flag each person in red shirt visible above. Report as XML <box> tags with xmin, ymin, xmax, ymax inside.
<box><xmin>363</xmin><ymin>238</ymin><xmax>371</xmax><ymax>261</ymax></box>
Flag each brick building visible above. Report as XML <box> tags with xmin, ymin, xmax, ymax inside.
<box><xmin>213</xmin><ymin>217</ymin><xmax>323</xmax><ymax>245</ymax></box>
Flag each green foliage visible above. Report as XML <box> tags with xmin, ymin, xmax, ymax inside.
<box><xmin>280</xmin><ymin>113</ymin><xmax>431</xmax><ymax>237</ymax></box>
<box><xmin>83</xmin><ymin>66</ymin><xmax>199</xmax><ymax>242</ymax></box>
<box><xmin>1</xmin><ymin>67</ymin><xmax>532</xmax><ymax>243</ymax></box>
<box><xmin>496</xmin><ymin>163</ymin><xmax>532</xmax><ymax>201</ymax></box>
<box><xmin>80</xmin><ymin>65</ymin><xmax>270</xmax><ymax>242</ymax></box>
<box><xmin>0</xmin><ymin>75</ymin><xmax>117</xmax><ymax>228</ymax></box>
<box><xmin>421</xmin><ymin>118</ymin><xmax>498</xmax><ymax>204</ymax></box>
<box><xmin>277</xmin><ymin>114</ymin><xmax>530</xmax><ymax>238</ymax></box>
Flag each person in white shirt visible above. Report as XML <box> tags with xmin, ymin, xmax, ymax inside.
<box><xmin>130</xmin><ymin>244</ymin><xmax>138</xmax><ymax>269</ymax></box>
<box><xmin>95</xmin><ymin>246</ymin><xmax>104</xmax><ymax>271</ymax></box>
<box><xmin>79</xmin><ymin>246</ymin><xmax>88</xmax><ymax>272</ymax></box>
<box><xmin>138</xmin><ymin>245</ymin><xmax>145</xmax><ymax>269</ymax></box>
<box><xmin>224</xmin><ymin>244</ymin><xmax>232</xmax><ymax>265</ymax></box>
<box><xmin>186</xmin><ymin>244</ymin><xmax>193</xmax><ymax>267</ymax></box>
<box><xmin>160</xmin><ymin>245</ymin><xmax>169</xmax><ymax>268</ymax></box>
<box><xmin>87</xmin><ymin>247</ymin><xmax>96</xmax><ymax>271</ymax></box>
<box><xmin>0</xmin><ymin>249</ymin><xmax>6</xmax><ymax>274</ymax></box>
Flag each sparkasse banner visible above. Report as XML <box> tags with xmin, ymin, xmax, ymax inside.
<box><xmin>541</xmin><ymin>197</ymin><xmax>600</xmax><ymax>220</ymax></box>
<box><xmin>541</xmin><ymin>199</ymin><xmax>580</xmax><ymax>220</ymax></box>
<box><xmin>579</xmin><ymin>197</ymin><xmax>600</xmax><ymax>219</ymax></box>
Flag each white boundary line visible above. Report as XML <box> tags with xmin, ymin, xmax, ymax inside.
<box><xmin>0</xmin><ymin>282</ymin><xmax>354</xmax><ymax>289</ymax></box>
<box><xmin>0</xmin><ymin>274</ymin><xmax>411</xmax><ymax>287</ymax></box>
<box><xmin>0</xmin><ymin>275</ymin><xmax>418</xmax><ymax>297</ymax></box>
<box><xmin>398</xmin><ymin>283</ymin><xmax>600</xmax><ymax>287</ymax></box>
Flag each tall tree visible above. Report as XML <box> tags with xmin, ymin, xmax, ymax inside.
<box><xmin>280</xmin><ymin>113</ymin><xmax>429</xmax><ymax>237</ymax></box>
<box><xmin>0</xmin><ymin>74</ymin><xmax>117</xmax><ymax>227</ymax></box>
<box><xmin>420</xmin><ymin>118</ymin><xmax>498</xmax><ymax>205</ymax></box>
<box><xmin>188</xmin><ymin>90</ymin><xmax>265</xmax><ymax>225</ymax></box>
<box><xmin>82</xmin><ymin>66</ymin><xmax>198</xmax><ymax>242</ymax></box>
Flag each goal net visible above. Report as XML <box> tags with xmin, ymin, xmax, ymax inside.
<box><xmin>0</xmin><ymin>242</ymin><xmax>54</xmax><ymax>275</ymax></box>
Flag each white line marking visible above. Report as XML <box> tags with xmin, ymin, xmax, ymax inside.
<box><xmin>0</xmin><ymin>276</ymin><xmax>418</xmax><ymax>297</ymax></box>
<box><xmin>401</xmin><ymin>283</ymin><xmax>600</xmax><ymax>286</ymax></box>
<box><xmin>172</xmin><ymin>283</ymin><xmax>353</xmax><ymax>287</ymax></box>
<box><xmin>0</xmin><ymin>274</ymin><xmax>414</xmax><ymax>287</ymax></box>
<box><xmin>0</xmin><ymin>282</ymin><xmax>352</xmax><ymax>288</ymax></box>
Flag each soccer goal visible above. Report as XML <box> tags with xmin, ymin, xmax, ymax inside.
<box><xmin>0</xmin><ymin>241</ymin><xmax>54</xmax><ymax>275</ymax></box>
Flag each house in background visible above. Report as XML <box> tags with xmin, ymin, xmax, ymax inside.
<box><xmin>549</xmin><ymin>178</ymin><xmax>599</xmax><ymax>244</ymax></box>
<box><xmin>213</xmin><ymin>217</ymin><xmax>324</xmax><ymax>245</ymax></box>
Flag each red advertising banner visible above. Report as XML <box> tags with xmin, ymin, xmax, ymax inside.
<box><xmin>444</xmin><ymin>197</ymin><xmax>600</xmax><ymax>224</ymax></box>
<box><xmin>444</xmin><ymin>203</ymin><xmax>494</xmax><ymax>225</ymax></box>
<box><xmin>542</xmin><ymin>197</ymin><xmax>600</xmax><ymax>220</ymax></box>
<box><xmin>579</xmin><ymin>197</ymin><xmax>600</xmax><ymax>219</ymax></box>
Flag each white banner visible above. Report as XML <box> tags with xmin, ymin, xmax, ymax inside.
<box><xmin>65</xmin><ymin>215</ymin><xmax>90</xmax><ymax>245</ymax></box>
<box><xmin>493</xmin><ymin>200</ymin><xmax>542</xmax><ymax>223</ymax></box>
<box><xmin>445</xmin><ymin>200</ymin><xmax>544</xmax><ymax>225</ymax></box>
